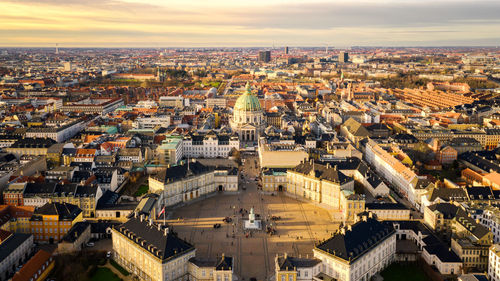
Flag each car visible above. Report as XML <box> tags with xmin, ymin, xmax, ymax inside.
<box><xmin>86</xmin><ymin>242</ymin><xmax>95</xmax><ymax>247</ymax></box>
<box><xmin>106</xmin><ymin>251</ymin><xmax>111</xmax><ymax>258</ymax></box>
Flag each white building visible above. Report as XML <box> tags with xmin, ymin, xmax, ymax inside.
<box><xmin>489</xmin><ymin>244</ymin><xmax>500</xmax><ymax>281</ymax></box>
<box><xmin>312</xmin><ymin>216</ymin><xmax>396</xmax><ymax>281</ymax></box>
<box><xmin>134</xmin><ymin>115</ymin><xmax>171</xmax><ymax>129</ymax></box>
<box><xmin>476</xmin><ymin>205</ymin><xmax>500</xmax><ymax>244</ymax></box>
<box><xmin>0</xmin><ymin>233</ymin><xmax>34</xmax><ymax>281</ymax></box>
<box><xmin>183</xmin><ymin>131</ymin><xmax>239</xmax><ymax>158</ymax></box>
<box><xmin>25</xmin><ymin>119</ymin><xmax>86</xmax><ymax>142</ymax></box>
<box><xmin>149</xmin><ymin>160</ymin><xmax>238</xmax><ymax>208</ymax></box>
<box><xmin>365</xmin><ymin>139</ymin><xmax>418</xmax><ymax>206</ymax></box>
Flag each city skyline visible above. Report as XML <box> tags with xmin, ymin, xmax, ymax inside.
<box><xmin>1</xmin><ymin>0</ymin><xmax>500</xmax><ymax>48</ymax></box>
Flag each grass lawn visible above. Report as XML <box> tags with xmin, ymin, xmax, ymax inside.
<box><xmin>424</xmin><ymin>168</ymin><xmax>460</xmax><ymax>181</ymax></box>
<box><xmin>110</xmin><ymin>259</ymin><xmax>130</xmax><ymax>276</ymax></box>
<box><xmin>133</xmin><ymin>185</ymin><xmax>149</xmax><ymax>197</ymax></box>
<box><xmin>90</xmin><ymin>267</ymin><xmax>121</xmax><ymax>281</ymax></box>
<box><xmin>381</xmin><ymin>263</ymin><xmax>428</xmax><ymax>281</ymax></box>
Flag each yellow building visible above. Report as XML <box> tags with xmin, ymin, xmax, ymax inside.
<box><xmin>188</xmin><ymin>255</ymin><xmax>234</xmax><ymax>281</ymax></box>
<box><xmin>30</xmin><ymin>202</ymin><xmax>82</xmax><ymax>243</ymax></box>
<box><xmin>0</xmin><ymin>205</ymin><xmax>34</xmax><ymax>234</ymax></box>
<box><xmin>262</xmin><ymin>168</ymin><xmax>288</xmax><ymax>192</ymax></box>
<box><xmin>286</xmin><ymin>160</ymin><xmax>356</xmax><ymax>211</ymax></box>
<box><xmin>339</xmin><ymin>190</ymin><xmax>365</xmax><ymax>222</ymax></box>
<box><xmin>12</xmin><ymin>249</ymin><xmax>55</xmax><ymax>281</ymax></box>
<box><xmin>157</xmin><ymin>136</ymin><xmax>183</xmax><ymax>165</ymax></box>
<box><xmin>451</xmin><ymin>208</ymin><xmax>493</xmax><ymax>271</ymax></box>
<box><xmin>5</xmin><ymin>138</ymin><xmax>55</xmax><ymax>159</ymax></box>
<box><xmin>275</xmin><ymin>254</ymin><xmax>321</xmax><ymax>281</ymax></box>
<box><xmin>112</xmin><ymin>215</ymin><xmax>196</xmax><ymax>281</ymax></box>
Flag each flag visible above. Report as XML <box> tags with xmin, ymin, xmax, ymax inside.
<box><xmin>158</xmin><ymin>207</ymin><xmax>165</xmax><ymax>217</ymax></box>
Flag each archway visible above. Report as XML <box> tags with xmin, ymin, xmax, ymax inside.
<box><xmin>218</xmin><ymin>185</ymin><xmax>223</xmax><ymax>191</ymax></box>
<box><xmin>278</xmin><ymin>185</ymin><xmax>283</xmax><ymax>192</ymax></box>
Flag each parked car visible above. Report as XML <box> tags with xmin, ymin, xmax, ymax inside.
<box><xmin>86</xmin><ymin>242</ymin><xmax>95</xmax><ymax>247</ymax></box>
<box><xmin>106</xmin><ymin>251</ymin><xmax>111</xmax><ymax>258</ymax></box>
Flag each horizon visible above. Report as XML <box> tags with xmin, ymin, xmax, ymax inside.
<box><xmin>1</xmin><ymin>46</ymin><xmax>500</xmax><ymax>49</ymax></box>
<box><xmin>1</xmin><ymin>0</ymin><xmax>500</xmax><ymax>48</ymax></box>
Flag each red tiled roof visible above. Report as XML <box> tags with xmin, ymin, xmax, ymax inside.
<box><xmin>0</xmin><ymin>229</ymin><xmax>12</xmax><ymax>242</ymax></box>
<box><xmin>12</xmin><ymin>250</ymin><xmax>54</xmax><ymax>281</ymax></box>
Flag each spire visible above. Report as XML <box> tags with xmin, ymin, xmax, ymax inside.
<box><xmin>245</xmin><ymin>82</ymin><xmax>252</xmax><ymax>95</ymax></box>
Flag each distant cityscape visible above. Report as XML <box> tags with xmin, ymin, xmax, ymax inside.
<box><xmin>0</xmin><ymin>45</ymin><xmax>499</xmax><ymax>281</ymax></box>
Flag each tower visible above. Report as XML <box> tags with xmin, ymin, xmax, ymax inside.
<box><xmin>55</xmin><ymin>43</ymin><xmax>59</xmax><ymax>55</ymax></box>
<box><xmin>339</xmin><ymin>51</ymin><xmax>349</xmax><ymax>63</ymax></box>
<box><xmin>258</xmin><ymin>51</ymin><xmax>271</xmax><ymax>63</ymax></box>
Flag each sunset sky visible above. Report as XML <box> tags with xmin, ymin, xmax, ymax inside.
<box><xmin>1</xmin><ymin>0</ymin><xmax>499</xmax><ymax>47</ymax></box>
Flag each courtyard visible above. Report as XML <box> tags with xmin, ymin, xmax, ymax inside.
<box><xmin>164</xmin><ymin>156</ymin><xmax>339</xmax><ymax>280</ymax></box>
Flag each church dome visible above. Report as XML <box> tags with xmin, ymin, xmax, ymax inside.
<box><xmin>234</xmin><ymin>82</ymin><xmax>261</xmax><ymax>112</ymax></box>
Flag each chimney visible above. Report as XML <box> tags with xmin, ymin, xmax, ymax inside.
<box><xmin>164</xmin><ymin>227</ymin><xmax>169</xmax><ymax>236</ymax></box>
<box><xmin>158</xmin><ymin>224</ymin><xmax>161</xmax><ymax>231</ymax></box>
<box><xmin>140</xmin><ymin>214</ymin><xmax>145</xmax><ymax>222</ymax></box>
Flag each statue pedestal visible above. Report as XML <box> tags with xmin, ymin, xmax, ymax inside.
<box><xmin>244</xmin><ymin>219</ymin><xmax>262</xmax><ymax>230</ymax></box>
<box><xmin>244</xmin><ymin>207</ymin><xmax>262</xmax><ymax>230</ymax></box>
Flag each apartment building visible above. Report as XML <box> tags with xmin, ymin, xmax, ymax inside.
<box><xmin>365</xmin><ymin>139</ymin><xmax>419</xmax><ymax>206</ymax></box>
<box><xmin>0</xmin><ymin>233</ymin><xmax>34</xmax><ymax>281</ymax></box>
<box><xmin>489</xmin><ymin>244</ymin><xmax>500</xmax><ymax>281</ymax></box>
<box><xmin>25</xmin><ymin>119</ymin><xmax>85</xmax><ymax>142</ymax></box>
<box><xmin>29</xmin><ymin>202</ymin><xmax>83</xmax><ymax>243</ymax></box>
<box><xmin>157</xmin><ymin>136</ymin><xmax>184</xmax><ymax>165</ymax></box>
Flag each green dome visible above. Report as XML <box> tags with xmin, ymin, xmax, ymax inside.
<box><xmin>234</xmin><ymin>82</ymin><xmax>261</xmax><ymax>112</ymax></box>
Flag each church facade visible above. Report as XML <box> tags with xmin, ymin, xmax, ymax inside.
<box><xmin>230</xmin><ymin>82</ymin><xmax>265</xmax><ymax>143</ymax></box>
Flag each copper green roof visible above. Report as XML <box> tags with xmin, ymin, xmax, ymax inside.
<box><xmin>234</xmin><ymin>82</ymin><xmax>261</xmax><ymax>112</ymax></box>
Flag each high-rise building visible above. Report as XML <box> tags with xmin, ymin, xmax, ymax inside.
<box><xmin>258</xmin><ymin>51</ymin><xmax>271</xmax><ymax>63</ymax></box>
<box><xmin>285</xmin><ymin>46</ymin><xmax>289</xmax><ymax>55</ymax></box>
<box><xmin>339</xmin><ymin>51</ymin><xmax>349</xmax><ymax>63</ymax></box>
<box><xmin>63</xmin><ymin>61</ymin><xmax>74</xmax><ymax>72</ymax></box>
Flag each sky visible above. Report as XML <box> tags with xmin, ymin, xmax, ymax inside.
<box><xmin>0</xmin><ymin>0</ymin><xmax>499</xmax><ymax>47</ymax></box>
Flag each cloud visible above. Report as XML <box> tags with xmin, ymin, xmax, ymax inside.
<box><xmin>0</xmin><ymin>0</ymin><xmax>499</xmax><ymax>46</ymax></box>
